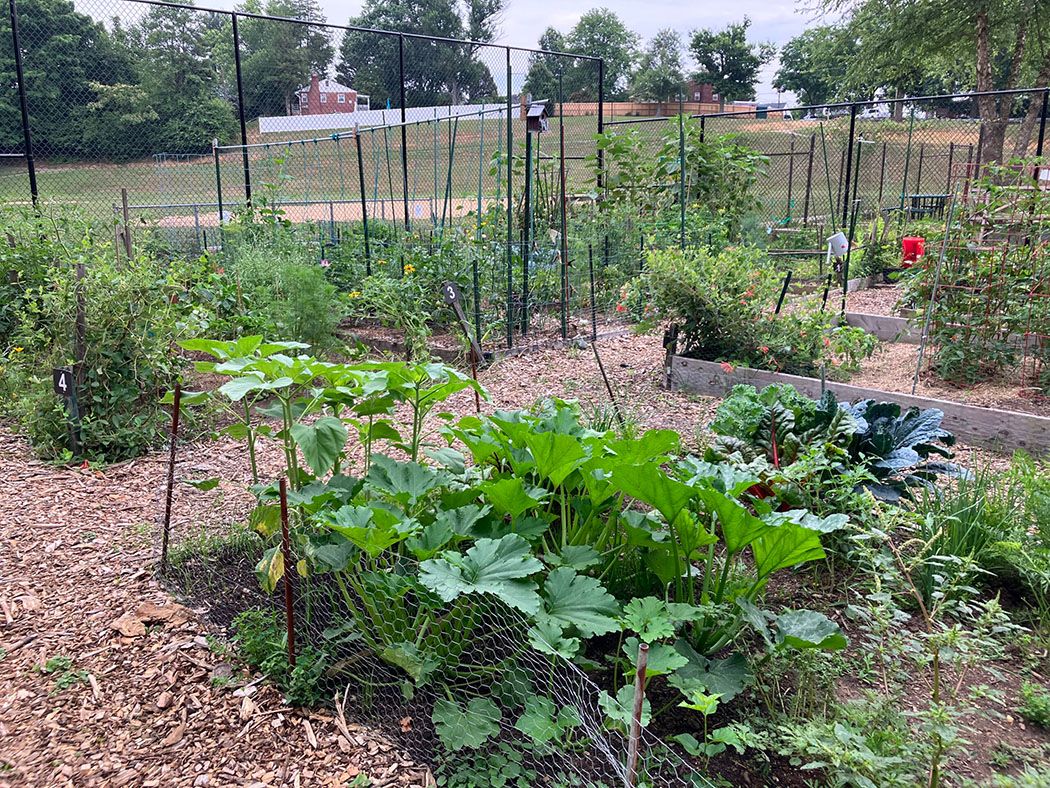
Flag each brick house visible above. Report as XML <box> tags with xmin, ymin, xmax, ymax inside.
<box><xmin>683</xmin><ymin>80</ymin><xmax>716</xmax><ymax>103</ymax></box>
<box><xmin>295</xmin><ymin>74</ymin><xmax>370</xmax><ymax>115</ymax></box>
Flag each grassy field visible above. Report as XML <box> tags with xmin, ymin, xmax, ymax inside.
<box><xmin>1</xmin><ymin>113</ymin><xmax>1040</xmax><ymax>236</ymax></box>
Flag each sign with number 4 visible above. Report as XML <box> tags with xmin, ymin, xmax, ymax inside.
<box><xmin>53</xmin><ymin>367</ymin><xmax>73</xmax><ymax>398</ymax></box>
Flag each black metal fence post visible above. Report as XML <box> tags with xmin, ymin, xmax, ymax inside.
<box><xmin>596</xmin><ymin>59</ymin><xmax>604</xmax><ymax>191</ymax></box>
<box><xmin>803</xmin><ymin>133</ymin><xmax>815</xmax><ymax>226</ymax></box>
<box><xmin>8</xmin><ymin>0</ymin><xmax>37</xmax><ymax>205</ymax></box>
<box><xmin>231</xmin><ymin>13</ymin><xmax>251</xmax><ymax>208</ymax></box>
<box><xmin>840</xmin><ymin>103</ymin><xmax>858</xmax><ymax>227</ymax></box>
<box><xmin>1038</xmin><ymin>89</ymin><xmax>1049</xmax><ymax>157</ymax></box>
<box><xmin>355</xmin><ymin>127</ymin><xmax>371</xmax><ymax>274</ymax></box>
<box><xmin>399</xmin><ymin>34</ymin><xmax>410</xmax><ymax>232</ymax></box>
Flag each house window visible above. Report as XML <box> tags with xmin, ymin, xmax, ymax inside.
<box><xmin>338</xmin><ymin>94</ymin><xmax>346</xmax><ymax>103</ymax></box>
<box><xmin>320</xmin><ymin>94</ymin><xmax>327</xmax><ymax>104</ymax></box>
<box><xmin>693</xmin><ymin>91</ymin><xmax>701</xmax><ymax>101</ymax></box>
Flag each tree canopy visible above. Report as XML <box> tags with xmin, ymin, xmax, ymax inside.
<box><xmin>631</xmin><ymin>28</ymin><xmax>685</xmax><ymax>115</ymax></box>
<box><xmin>337</xmin><ymin>0</ymin><xmax>503</xmax><ymax>107</ymax></box>
<box><xmin>689</xmin><ymin>17</ymin><xmax>775</xmax><ymax>111</ymax></box>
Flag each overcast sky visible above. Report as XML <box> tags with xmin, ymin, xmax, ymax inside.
<box><xmin>192</xmin><ymin>0</ymin><xmax>828</xmax><ymax>103</ymax></box>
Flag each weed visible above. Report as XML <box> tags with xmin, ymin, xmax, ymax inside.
<box><xmin>1018</xmin><ymin>682</ymin><xmax>1050</xmax><ymax>728</ymax></box>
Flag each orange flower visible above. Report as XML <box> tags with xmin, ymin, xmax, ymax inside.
<box><xmin>720</xmin><ymin>361</ymin><xmax>734</xmax><ymax>373</ymax></box>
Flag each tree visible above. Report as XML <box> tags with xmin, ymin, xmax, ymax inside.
<box><xmin>630</xmin><ymin>28</ymin><xmax>684</xmax><ymax>115</ymax></box>
<box><xmin>689</xmin><ymin>17</ymin><xmax>775</xmax><ymax>111</ymax></box>
<box><xmin>523</xmin><ymin>27</ymin><xmax>568</xmax><ymax>104</ymax></box>
<box><xmin>132</xmin><ymin>2</ymin><xmax>237</xmax><ymax>152</ymax></box>
<box><xmin>238</xmin><ymin>0</ymin><xmax>334</xmax><ymax>117</ymax></box>
<box><xmin>564</xmin><ymin>8</ymin><xmax>638</xmax><ymax>100</ymax></box>
<box><xmin>337</xmin><ymin>0</ymin><xmax>503</xmax><ymax>107</ymax></box>
<box><xmin>773</xmin><ymin>26</ymin><xmax>852</xmax><ymax>108</ymax></box>
<box><xmin>0</xmin><ymin>0</ymin><xmax>131</xmax><ymax>155</ymax></box>
<box><xmin>815</xmin><ymin>0</ymin><xmax>1050</xmax><ymax>162</ymax></box>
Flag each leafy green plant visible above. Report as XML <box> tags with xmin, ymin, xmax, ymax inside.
<box><xmin>1018</xmin><ymin>682</ymin><xmax>1050</xmax><ymax>728</ymax></box>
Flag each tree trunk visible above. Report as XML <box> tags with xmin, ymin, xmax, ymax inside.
<box><xmin>975</xmin><ymin>8</ymin><xmax>1027</xmax><ymax>164</ymax></box>
<box><xmin>656</xmin><ymin>99</ymin><xmax>663</xmax><ymax>116</ymax></box>
<box><xmin>892</xmin><ymin>87</ymin><xmax>904</xmax><ymax>122</ymax></box>
<box><xmin>718</xmin><ymin>94</ymin><xmax>725</xmax><ymax>112</ymax></box>
<box><xmin>1011</xmin><ymin>48</ymin><xmax>1050</xmax><ymax>158</ymax></box>
<box><xmin>285</xmin><ymin>93</ymin><xmax>292</xmax><ymax>116</ymax></box>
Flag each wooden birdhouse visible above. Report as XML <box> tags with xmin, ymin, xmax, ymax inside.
<box><xmin>526</xmin><ymin>101</ymin><xmax>549</xmax><ymax>134</ymax></box>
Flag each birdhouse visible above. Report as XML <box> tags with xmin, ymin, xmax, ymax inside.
<box><xmin>526</xmin><ymin>101</ymin><xmax>549</xmax><ymax>134</ymax></box>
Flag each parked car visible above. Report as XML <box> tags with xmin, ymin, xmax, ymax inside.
<box><xmin>859</xmin><ymin>105</ymin><xmax>890</xmax><ymax>119</ymax></box>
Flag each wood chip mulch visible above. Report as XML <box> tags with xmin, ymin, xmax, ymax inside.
<box><xmin>0</xmin><ymin>429</ymin><xmax>428</xmax><ymax>788</ymax></box>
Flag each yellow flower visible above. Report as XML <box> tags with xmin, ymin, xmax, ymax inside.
<box><xmin>377</xmin><ymin>259</ymin><xmax>387</xmax><ymax>265</ymax></box>
<box><xmin>404</xmin><ymin>264</ymin><xmax>416</xmax><ymax>273</ymax></box>
<box><xmin>13</xmin><ymin>347</ymin><xmax>23</xmax><ymax>353</ymax></box>
<box><xmin>349</xmin><ymin>291</ymin><xmax>360</xmax><ymax>298</ymax></box>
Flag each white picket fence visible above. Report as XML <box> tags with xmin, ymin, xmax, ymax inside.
<box><xmin>258</xmin><ymin>103</ymin><xmax>509</xmax><ymax>135</ymax></box>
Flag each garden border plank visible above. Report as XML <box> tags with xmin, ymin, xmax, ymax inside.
<box><xmin>666</xmin><ymin>355</ymin><xmax>1050</xmax><ymax>456</ymax></box>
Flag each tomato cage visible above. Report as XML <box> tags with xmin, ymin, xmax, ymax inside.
<box><xmin>916</xmin><ymin>160</ymin><xmax>1050</xmax><ymax>392</ymax></box>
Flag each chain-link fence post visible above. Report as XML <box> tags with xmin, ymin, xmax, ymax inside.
<box><xmin>231</xmin><ymin>13</ymin><xmax>251</xmax><ymax>209</ymax></box>
<box><xmin>597</xmin><ymin>59</ymin><xmax>604</xmax><ymax>191</ymax></box>
<box><xmin>1038</xmin><ymin>89</ymin><xmax>1049</xmax><ymax>157</ymax></box>
<box><xmin>7</xmin><ymin>0</ymin><xmax>37</xmax><ymax>205</ymax></box>
<box><xmin>840</xmin><ymin>102</ymin><xmax>858</xmax><ymax>227</ymax></box>
<box><xmin>399</xmin><ymin>33</ymin><xmax>410</xmax><ymax>232</ymax></box>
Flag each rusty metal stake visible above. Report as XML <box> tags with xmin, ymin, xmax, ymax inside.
<box><xmin>279</xmin><ymin>477</ymin><xmax>297</xmax><ymax>669</ymax></box>
<box><xmin>591</xmin><ymin>340</ymin><xmax>626</xmax><ymax>430</ymax></box>
<box><xmin>159</xmin><ymin>382</ymin><xmax>181</xmax><ymax>576</ymax></box>
<box><xmin>625</xmin><ymin>642</ymin><xmax>649</xmax><ymax>787</ymax></box>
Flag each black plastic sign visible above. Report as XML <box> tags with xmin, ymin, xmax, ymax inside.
<box><xmin>441</xmin><ymin>280</ymin><xmax>461</xmax><ymax>306</ymax></box>
<box><xmin>53</xmin><ymin>367</ymin><xmax>73</xmax><ymax>398</ymax></box>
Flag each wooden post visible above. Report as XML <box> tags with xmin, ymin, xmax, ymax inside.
<box><xmin>278</xmin><ymin>478</ymin><xmax>296</xmax><ymax>669</ymax></box>
<box><xmin>624</xmin><ymin>642</ymin><xmax>649</xmax><ymax>787</ymax></box>
<box><xmin>121</xmin><ymin>188</ymin><xmax>132</xmax><ymax>258</ymax></box>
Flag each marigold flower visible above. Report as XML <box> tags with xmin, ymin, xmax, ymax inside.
<box><xmin>13</xmin><ymin>347</ymin><xmax>23</xmax><ymax>353</ymax></box>
<box><xmin>349</xmin><ymin>291</ymin><xmax>360</xmax><ymax>298</ymax></box>
<box><xmin>378</xmin><ymin>259</ymin><xmax>387</xmax><ymax>265</ymax></box>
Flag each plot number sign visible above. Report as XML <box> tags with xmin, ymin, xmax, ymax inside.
<box><xmin>441</xmin><ymin>281</ymin><xmax>461</xmax><ymax>306</ymax></box>
<box><xmin>53</xmin><ymin>367</ymin><xmax>73</xmax><ymax>398</ymax></box>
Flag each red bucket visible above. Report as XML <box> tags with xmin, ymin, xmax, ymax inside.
<box><xmin>902</xmin><ymin>236</ymin><xmax>925</xmax><ymax>266</ymax></box>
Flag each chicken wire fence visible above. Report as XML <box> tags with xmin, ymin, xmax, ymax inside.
<box><xmin>157</xmin><ymin>485</ymin><xmax>714</xmax><ymax>788</ymax></box>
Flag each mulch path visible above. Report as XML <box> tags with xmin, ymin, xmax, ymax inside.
<box><xmin>0</xmin><ymin>430</ymin><xmax>426</xmax><ymax>788</ymax></box>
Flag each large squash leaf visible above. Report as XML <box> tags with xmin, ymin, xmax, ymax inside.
<box><xmin>540</xmin><ymin>568</ymin><xmax>620</xmax><ymax>638</ymax></box>
<box><xmin>432</xmin><ymin>697</ymin><xmax>501</xmax><ymax>751</ymax></box>
<box><xmin>290</xmin><ymin>416</ymin><xmax>347</xmax><ymax>476</ymax></box>
<box><xmin>419</xmin><ymin>534</ymin><xmax>543</xmax><ymax>614</ymax></box>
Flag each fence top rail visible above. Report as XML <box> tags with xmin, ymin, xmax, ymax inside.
<box><xmin>121</xmin><ymin>0</ymin><xmax>604</xmax><ymax>61</ymax></box>
<box><xmin>695</xmin><ymin>87</ymin><xmax>1050</xmax><ymax>120</ymax></box>
<box><xmin>215</xmin><ymin>104</ymin><xmax>511</xmax><ymax>151</ymax></box>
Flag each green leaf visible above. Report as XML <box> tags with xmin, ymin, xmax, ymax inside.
<box><xmin>524</xmin><ymin>431</ymin><xmax>587</xmax><ymax>486</ymax></box>
<box><xmin>540</xmin><ymin>568</ymin><xmax>620</xmax><ymax>638</ymax></box>
<box><xmin>611</xmin><ymin>462</ymin><xmax>695</xmax><ymax>526</ymax></box>
<box><xmin>622</xmin><ymin>637</ymin><xmax>689</xmax><ymax>677</ymax></box>
<box><xmin>424</xmin><ymin>446</ymin><xmax>466</xmax><ymax>474</ymax></box>
<box><xmin>366</xmin><ymin>453</ymin><xmax>445</xmax><ymax>505</ymax></box>
<box><xmin>605</xmin><ymin>430</ymin><xmax>680</xmax><ymax>464</ymax></box>
<box><xmin>480</xmin><ymin>477</ymin><xmax>549</xmax><ymax>519</ymax></box>
<box><xmin>551</xmin><ymin>545</ymin><xmax>600</xmax><ymax>571</ymax></box>
<box><xmin>752</xmin><ymin>521</ymin><xmax>826</xmax><ymax>580</ymax></box>
<box><xmin>255</xmin><ymin>546</ymin><xmax>284</xmax><ymax>593</ymax></box>
<box><xmin>290</xmin><ymin>417</ymin><xmax>347</xmax><ymax>476</ymax></box>
<box><xmin>326</xmin><ymin>505</ymin><xmax>406</xmax><ymax>557</ymax></box>
<box><xmin>695</xmin><ymin>484</ymin><xmax>770</xmax><ymax>556</ymax></box>
<box><xmin>599</xmin><ymin>684</ymin><xmax>650</xmax><ymax>728</ymax></box>
<box><xmin>622</xmin><ymin>597</ymin><xmax>675</xmax><ymax>642</ymax></box>
<box><xmin>670</xmin><ymin>641</ymin><xmax>751</xmax><ymax>703</ymax></box>
<box><xmin>419</xmin><ymin>534</ymin><xmax>542</xmax><ymax>614</ymax></box>
<box><xmin>377</xmin><ymin>642</ymin><xmax>437</xmax><ymax>684</ymax></box>
<box><xmin>528</xmin><ymin>615</ymin><xmax>581</xmax><ymax>660</ymax></box>
<box><xmin>775</xmin><ymin>609</ymin><xmax>848</xmax><ymax>651</ymax></box>
<box><xmin>514</xmin><ymin>696</ymin><xmax>560</xmax><ymax>745</ymax></box>
<box><xmin>432</xmin><ymin>697</ymin><xmax>501</xmax><ymax>751</ymax></box>
<box><xmin>181</xmin><ymin>477</ymin><xmax>219</xmax><ymax>492</ymax></box>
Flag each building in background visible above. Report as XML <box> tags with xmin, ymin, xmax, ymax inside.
<box><xmin>295</xmin><ymin>74</ymin><xmax>370</xmax><ymax>115</ymax></box>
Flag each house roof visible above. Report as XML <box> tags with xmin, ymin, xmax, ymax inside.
<box><xmin>296</xmin><ymin>77</ymin><xmax>356</xmax><ymax>97</ymax></box>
